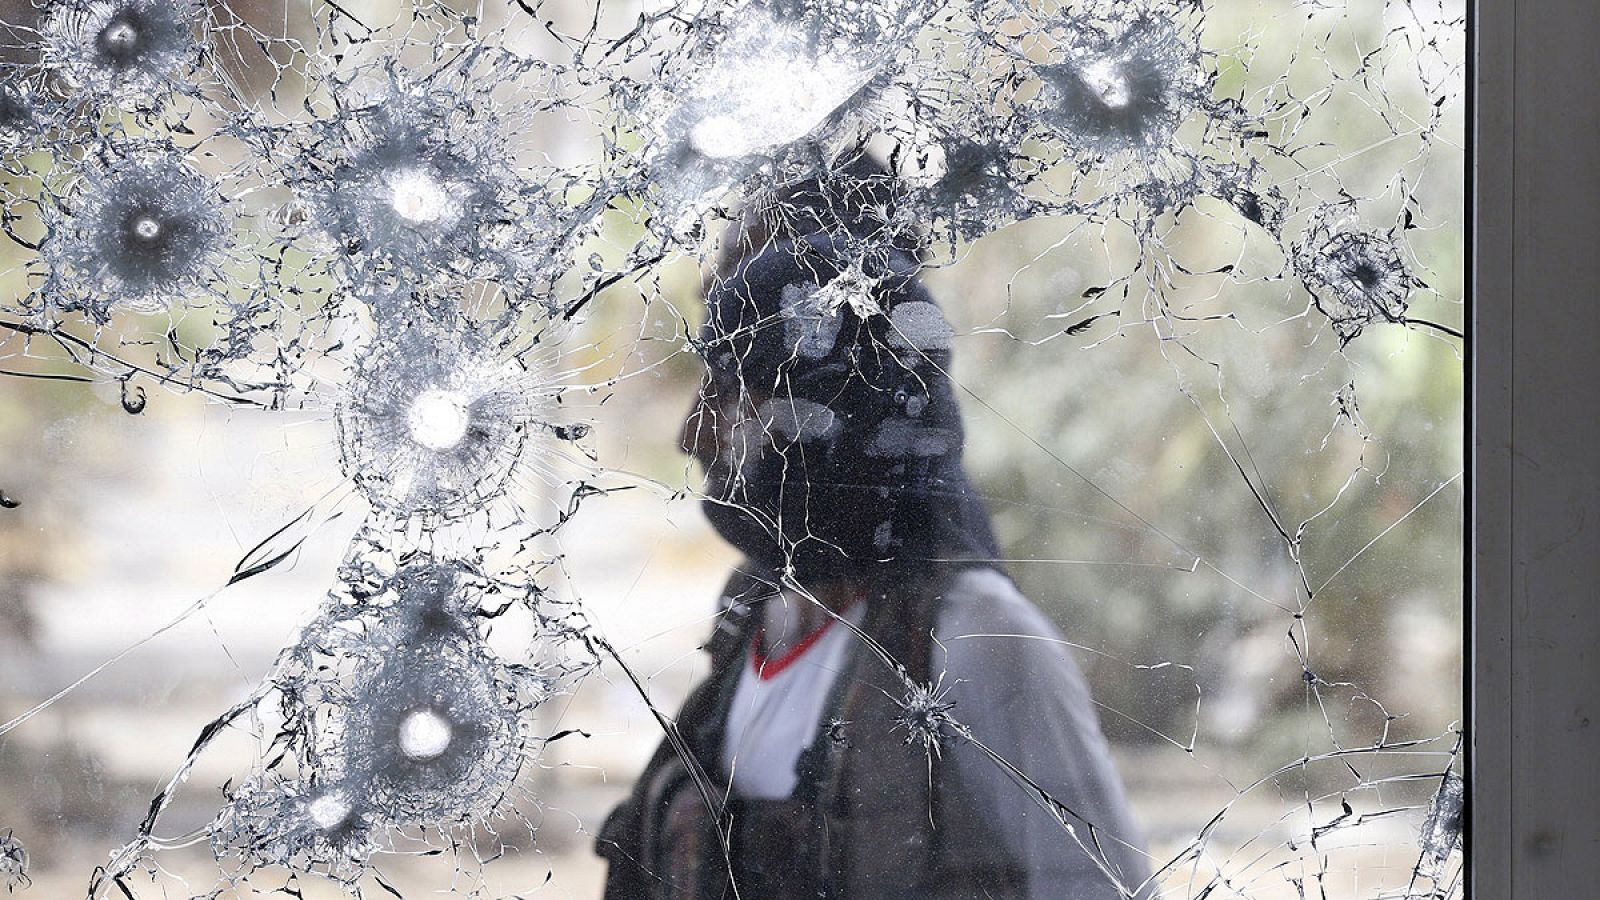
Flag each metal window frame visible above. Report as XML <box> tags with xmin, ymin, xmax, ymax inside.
<box><xmin>1470</xmin><ymin>1</ymin><xmax>1600</xmax><ymax>895</ymax></box>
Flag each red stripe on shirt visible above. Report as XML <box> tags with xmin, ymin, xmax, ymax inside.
<box><xmin>750</xmin><ymin>616</ymin><xmax>841</xmax><ymax>680</ymax></box>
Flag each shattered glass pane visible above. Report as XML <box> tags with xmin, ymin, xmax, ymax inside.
<box><xmin>0</xmin><ymin>0</ymin><xmax>1465</xmax><ymax>896</ymax></box>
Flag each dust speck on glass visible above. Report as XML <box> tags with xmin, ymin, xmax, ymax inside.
<box><xmin>0</xmin><ymin>0</ymin><xmax>1464</xmax><ymax>896</ymax></box>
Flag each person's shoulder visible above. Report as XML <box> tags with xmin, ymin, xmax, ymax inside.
<box><xmin>934</xmin><ymin>566</ymin><xmax>1063</xmax><ymax>644</ymax></box>
<box><xmin>929</xmin><ymin>567</ymin><xmax>1096</xmax><ymax>718</ymax></box>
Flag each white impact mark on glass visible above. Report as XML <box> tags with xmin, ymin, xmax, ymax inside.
<box><xmin>386</xmin><ymin>166</ymin><xmax>457</xmax><ymax>225</ymax></box>
<box><xmin>102</xmin><ymin>21</ymin><xmax>140</xmax><ymax>53</ymax></box>
<box><xmin>407</xmin><ymin>388</ymin><xmax>471</xmax><ymax>451</ymax></box>
<box><xmin>131</xmin><ymin>215</ymin><xmax>161</xmax><ymax>241</ymax></box>
<box><xmin>688</xmin><ymin>40</ymin><xmax>866</xmax><ymax>158</ymax></box>
<box><xmin>308</xmin><ymin>792</ymin><xmax>352</xmax><ymax>831</ymax></box>
<box><xmin>1081</xmin><ymin>59</ymin><xmax>1131</xmax><ymax>109</ymax></box>
<box><xmin>398</xmin><ymin>708</ymin><xmax>453</xmax><ymax>761</ymax></box>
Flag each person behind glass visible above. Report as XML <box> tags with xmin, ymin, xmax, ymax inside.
<box><xmin>597</xmin><ymin>157</ymin><xmax>1157</xmax><ymax>900</ymax></box>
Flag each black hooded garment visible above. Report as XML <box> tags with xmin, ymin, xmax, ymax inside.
<box><xmin>596</xmin><ymin>201</ymin><xmax>1158</xmax><ymax>899</ymax></box>
<box><xmin>693</xmin><ymin>228</ymin><xmax>1000</xmax><ymax>581</ymax></box>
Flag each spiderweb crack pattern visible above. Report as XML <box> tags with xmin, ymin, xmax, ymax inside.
<box><xmin>0</xmin><ymin>0</ymin><xmax>1464</xmax><ymax>897</ymax></box>
<box><xmin>0</xmin><ymin>833</ymin><xmax>26</xmax><ymax>894</ymax></box>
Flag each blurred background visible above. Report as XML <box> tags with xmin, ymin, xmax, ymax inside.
<box><xmin>0</xmin><ymin>0</ymin><xmax>1463</xmax><ymax>896</ymax></box>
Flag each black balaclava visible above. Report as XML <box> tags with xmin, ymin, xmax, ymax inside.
<box><xmin>697</xmin><ymin>193</ymin><xmax>1000</xmax><ymax>582</ymax></box>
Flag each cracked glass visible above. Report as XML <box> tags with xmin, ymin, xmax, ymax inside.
<box><xmin>0</xmin><ymin>0</ymin><xmax>1465</xmax><ymax>896</ymax></box>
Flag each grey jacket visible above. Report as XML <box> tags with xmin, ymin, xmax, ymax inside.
<box><xmin>596</xmin><ymin>565</ymin><xmax>1157</xmax><ymax>900</ymax></box>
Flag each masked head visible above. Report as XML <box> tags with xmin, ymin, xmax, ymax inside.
<box><xmin>680</xmin><ymin>162</ymin><xmax>999</xmax><ymax>581</ymax></box>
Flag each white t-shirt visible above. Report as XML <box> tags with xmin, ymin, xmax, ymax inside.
<box><xmin>720</xmin><ymin>602</ymin><xmax>866</xmax><ymax>800</ymax></box>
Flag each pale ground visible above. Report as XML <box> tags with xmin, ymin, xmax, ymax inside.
<box><xmin>0</xmin><ymin>400</ymin><xmax>1450</xmax><ymax>898</ymax></box>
